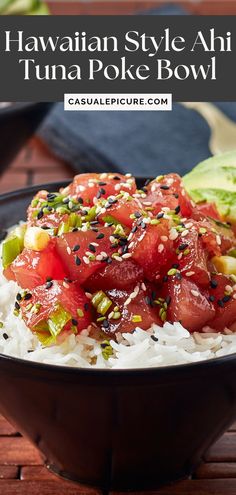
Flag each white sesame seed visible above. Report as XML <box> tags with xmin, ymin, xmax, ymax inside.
<box><xmin>127</xmin><ymin>233</ymin><xmax>133</xmax><ymax>241</ymax></box>
<box><xmin>85</xmin><ymin>292</ymin><xmax>92</xmax><ymax>299</ymax></box>
<box><xmin>162</xmin><ymin>207</ymin><xmax>170</xmax><ymax>212</ymax></box>
<box><xmin>233</xmin><ymin>294</ymin><xmax>236</xmax><ymax>300</ymax></box>
<box><xmin>191</xmin><ymin>289</ymin><xmax>199</xmax><ymax>297</ymax></box>
<box><xmin>151</xmin><ymin>184</ymin><xmax>157</xmax><ymax>192</ymax></box>
<box><xmin>78</xmin><ymin>185</ymin><xmax>85</xmax><ymax>192</ymax></box>
<box><xmin>178</xmin><ymin>253</ymin><xmax>183</xmax><ymax>260</ymax></box>
<box><xmin>129</xmin><ymin>242</ymin><xmax>134</xmax><ymax>249</ymax></box>
<box><xmin>169</xmin><ymin>228</ymin><xmax>178</xmax><ymax>241</ymax></box>
<box><xmin>90</xmin><ymin>242</ymin><xmax>99</xmax><ymax>247</ymax></box>
<box><xmin>216</xmin><ymin>235</ymin><xmax>221</xmax><ymax>246</ymax></box>
<box><xmin>142</xmin><ymin>201</ymin><xmax>152</xmax><ymax>206</ymax></box>
<box><xmin>113</xmin><ymin>255</ymin><xmax>123</xmax><ymax>262</ymax></box>
<box><xmin>63</xmin><ymin>282</ymin><xmax>70</xmax><ymax>289</ymax></box>
<box><xmin>225</xmin><ymin>285</ymin><xmax>233</xmax><ymax>293</ymax></box>
<box><xmin>185</xmin><ymin>222</ymin><xmax>193</xmax><ymax>229</ymax></box>
<box><xmin>181</xmin><ymin>230</ymin><xmax>189</xmax><ymax>237</ymax></box>
<box><xmin>88</xmin><ymin>182</ymin><xmax>94</xmax><ymax>188</ymax></box>
<box><xmin>100</xmin><ymin>251</ymin><xmax>108</xmax><ymax>258</ymax></box>
<box><xmin>96</xmin><ymin>254</ymin><xmax>103</xmax><ymax>261</ymax></box>
<box><xmin>122</xmin><ymin>253</ymin><xmax>132</xmax><ymax>259</ymax></box>
<box><xmin>100</xmin><ymin>173</ymin><xmax>108</xmax><ymax>179</ymax></box>
<box><xmin>168</xmin><ymin>178</ymin><xmax>174</xmax><ymax>185</ymax></box>
<box><xmin>67</xmin><ymin>247</ymin><xmax>72</xmax><ymax>255</ymax></box>
<box><xmin>141</xmin><ymin>283</ymin><xmax>146</xmax><ymax>291</ymax></box>
<box><xmin>191</xmin><ymin>200</ymin><xmax>195</xmax><ymax>207</ymax></box>
<box><xmin>124</xmin><ymin>297</ymin><xmax>131</xmax><ymax>306</ymax></box>
<box><xmin>114</xmin><ymin>184</ymin><xmax>121</xmax><ymax>191</ymax></box>
<box><xmin>125</xmin><ymin>173</ymin><xmax>132</xmax><ymax>177</ymax></box>
<box><xmin>85</xmin><ymin>251</ymin><xmax>92</xmax><ymax>257</ymax></box>
<box><xmin>158</xmin><ymin>244</ymin><xmax>164</xmax><ymax>253</ymax></box>
<box><xmin>108</xmin><ymin>311</ymin><xmax>114</xmax><ymax>319</ymax></box>
<box><xmin>160</xmin><ymin>236</ymin><xmax>168</xmax><ymax>242</ymax></box>
<box><xmin>109</xmin><ymin>236</ymin><xmax>116</xmax><ymax>244</ymax></box>
<box><xmin>186</xmin><ymin>271</ymin><xmax>195</xmax><ymax>277</ymax></box>
<box><xmin>83</xmin><ymin>256</ymin><xmax>90</xmax><ymax>265</ymax></box>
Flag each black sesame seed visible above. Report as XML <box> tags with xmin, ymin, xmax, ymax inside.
<box><xmin>151</xmin><ymin>291</ymin><xmax>157</xmax><ymax>300</ymax></box>
<box><xmin>99</xmin><ymin>188</ymin><xmax>106</xmax><ymax>195</ymax></box>
<box><xmin>91</xmin><ymin>228</ymin><xmax>98</xmax><ymax>233</ymax></box>
<box><xmin>217</xmin><ymin>299</ymin><xmax>224</xmax><ymax>308</ymax></box>
<box><xmin>102</xmin><ymin>319</ymin><xmax>109</xmax><ymax>329</ymax></box>
<box><xmin>175</xmin><ymin>205</ymin><xmax>181</xmax><ymax>214</ymax></box>
<box><xmin>210</xmin><ymin>279</ymin><xmax>218</xmax><ymax>289</ymax></box>
<box><xmin>96</xmin><ymin>233</ymin><xmax>105</xmax><ymax>240</ymax></box>
<box><xmin>163</xmin><ymin>275</ymin><xmax>168</xmax><ymax>283</ymax></box>
<box><xmin>141</xmin><ymin>222</ymin><xmax>146</xmax><ymax>229</ymax></box>
<box><xmin>134</xmin><ymin>211</ymin><xmax>142</xmax><ymax>218</ymax></box>
<box><xmin>113</xmin><ymin>176</ymin><xmax>121</xmax><ymax>181</ymax></box>
<box><xmin>84</xmin><ymin>303</ymin><xmax>89</xmax><ymax>311</ymax></box>
<box><xmin>89</xmin><ymin>244</ymin><xmax>96</xmax><ymax>253</ymax></box>
<box><xmin>175</xmin><ymin>273</ymin><xmax>182</xmax><ymax>280</ymax></box>
<box><xmin>46</xmin><ymin>281</ymin><xmax>53</xmax><ymax>289</ymax></box>
<box><xmin>3</xmin><ymin>333</ymin><xmax>9</xmax><ymax>340</ymax></box>
<box><xmin>222</xmin><ymin>295</ymin><xmax>231</xmax><ymax>303</ymax></box>
<box><xmin>15</xmin><ymin>301</ymin><xmax>20</xmax><ymax>310</ymax></box>
<box><xmin>131</xmin><ymin>226</ymin><xmax>138</xmax><ymax>233</ymax></box>
<box><xmin>179</xmin><ymin>243</ymin><xmax>189</xmax><ymax>251</ymax></box>
<box><xmin>144</xmin><ymin>178</ymin><xmax>152</xmax><ymax>186</ymax></box>
<box><xmin>172</xmin><ymin>263</ymin><xmax>179</xmax><ymax>269</ymax></box>
<box><xmin>119</xmin><ymin>238</ymin><xmax>128</xmax><ymax>246</ymax></box>
<box><xmin>156</xmin><ymin>212</ymin><xmax>164</xmax><ymax>219</ymax></box>
<box><xmin>160</xmin><ymin>185</ymin><xmax>170</xmax><ymax>190</ymax></box>
<box><xmin>72</xmin><ymin>228</ymin><xmax>78</xmax><ymax>232</ymax></box>
<box><xmin>209</xmin><ymin>295</ymin><xmax>215</xmax><ymax>302</ymax></box>
<box><xmin>37</xmin><ymin>210</ymin><xmax>44</xmax><ymax>220</ymax></box>
<box><xmin>106</xmin><ymin>257</ymin><xmax>113</xmax><ymax>264</ymax></box>
<box><xmin>96</xmin><ymin>191</ymin><xmax>102</xmax><ymax>199</ymax></box>
<box><xmin>47</xmin><ymin>193</ymin><xmax>57</xmax><ymax>201</ymax></box>
<box><xmin>64</xmin><ymin>277</ymin><xmax>72</xmax><ymax>283</ymax></box>
<box><xmin>145</xmin><ymin>296</ymin><xmax>151</xmax><ymax>305</ymax></box>
<box><xmin>90</xmin><ymin>221</ymin><xmax>99</xmax><ymax>226</ymax></box>
<box><xmin>72</xmin><ymin>318</ymin><xmax>78</xmax><ymax>326</ymax></box>
<box><xmin>41</xmin><ymin>226</ymin><xmax>50</xmax><ymax>230</ymax></box>
<box><xmin>151</xmin><ymin>335</ymin><xmax>158</xmax><ymax>342</ymax></box>
<box><xmin>98</xmin><ymin>182</ymin><xmax>107</xmax><ymax>186</ymax></box>
<box><xmin>63</xmin><ymin>198</ymin><xmax>70</xmax><ymax>204</ymax></box>
<box><xmin>165</xmin><ymin>295</ymin><xmax>171</xmax><ymax>306</ymax></box>
<box><xmin>46</xmin><ymin>277</ymin><xmax>52</xmax><ymax>282</ymax></box>
<box><xmin>173</xmin><ymin>193</ymin><xmax>179</xmax><ymax>199</ymax></box>
<box><xmin>72</xmin><ymin>244</ymin><xmax>80</xmax><ymax>252</ymax></box>
<box><xmin>122</xmin><ymin>245</ymin><xmax>129</xmax><ymax>254</ymax></box>
<box><xmin>24</xmin><ymin>293</ymin><xmax>32</xmax><ymax>301</ymax></box>
<box><xmin>16</xmin><ymin>293</ymin><xmax>22</xmax><ymax>302</ymax></box>
<box><xmin>75</xmin><ymin>256</ymin><xmax>81</xmax><ymax>266</ymax></box>
<box><xmin>108</xmin><ymin>198</ymin><xmax>118</xmax><ymax>205</ymax></box>
<box><xmin>77</xmin><ymin>197</ymin><xmax>84</xmax><ymax>204</ymax></box>
<box><xmin>142</xmin><ymin>187</ymin><xmax>148</xmax><ymax>193</ymax></box>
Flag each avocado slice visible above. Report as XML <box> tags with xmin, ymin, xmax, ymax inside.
<box><xmin>183</xmin><ymin>151</ymin><xmax>236</xmax><ymax>223</ymax></box>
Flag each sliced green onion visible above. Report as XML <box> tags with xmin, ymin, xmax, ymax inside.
<box><xmin>91</xmin><ymin>290</ymin><xmax>112</xmax><ymax>316</ymax></box>
<box><xmin>102</xmin><ymin>215</ymin><xmax>120</xmax><ymax>226</ymax></box>
<box><xmin>2</xmin><ymin>236</ymin><xmax>22</xmax><ymax>269</ymax></box>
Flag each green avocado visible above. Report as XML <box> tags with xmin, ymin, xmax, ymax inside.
<box><xmin>183</xmin><ymin>151</ymin><xmax>236</xmax><ymax>223</ymax></box>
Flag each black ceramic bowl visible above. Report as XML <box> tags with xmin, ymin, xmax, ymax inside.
<box><xmin>0</xmin><ymin>103</ymin><xmax>52</xmax><ymax>173</ymax></box>
<box><xmin>0</xmin><ymin>182</ymin><xmax>236</xmax><ymax>491</ymax></box>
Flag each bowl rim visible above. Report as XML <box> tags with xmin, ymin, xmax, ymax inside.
<box><xmin>1</xmin><ymin>180</ymin><xmax>236</xmax><ymax>376</ymax></box>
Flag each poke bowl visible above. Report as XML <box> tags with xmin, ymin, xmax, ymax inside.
<box><xmin>1</xmin><ymin>155</ymin><xmax>236</xmax><ymax>490</ymax></box>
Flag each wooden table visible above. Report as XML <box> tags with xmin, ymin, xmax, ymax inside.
<box><xmin>1</xmin><ymin>137</ymin><xmax>236</xmax><ymax>494</ymax></box>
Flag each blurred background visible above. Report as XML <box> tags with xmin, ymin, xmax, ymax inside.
<box><xmin>0</xmin><ymin>0</ymin><xmax>236</xmax><ymax>195</ymax></box>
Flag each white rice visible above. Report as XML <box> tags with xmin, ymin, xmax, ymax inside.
<box><xmin>0</xmin><ymin>264</ymin><xmax>236</xmax><ymax>368</ymax></box>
